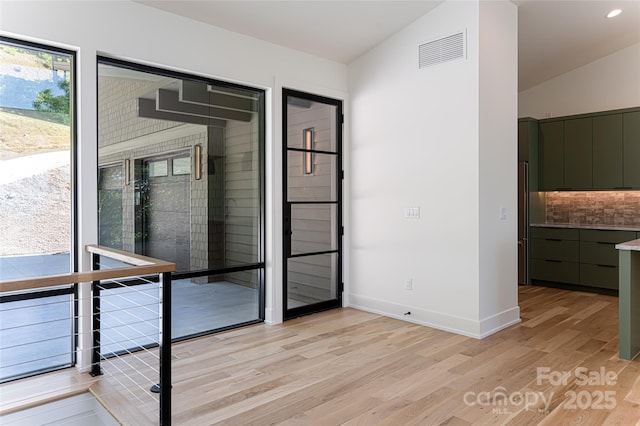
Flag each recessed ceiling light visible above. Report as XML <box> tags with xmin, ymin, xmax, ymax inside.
<box><xmin>606</xmin><ymin>9</ymin><xmax>622</xmax><ymax>18</ymax></box>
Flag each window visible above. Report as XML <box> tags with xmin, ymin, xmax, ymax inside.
<box><xmin>0</xmin><ymin>37</ymin><xmax>76</xmax><ymax>381</ymax></box>
<box><xmin>97</xmin><ymin>58</ymin><xmax>265</xmax><ymax>345</ymax></box>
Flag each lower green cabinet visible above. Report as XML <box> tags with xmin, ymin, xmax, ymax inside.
<box><xmin>579</xmin><ymin>241</ymin><xmax>618</xmax><ymax>266</ymax></box>
<box><xmin>530</xmin><ymin>227</ymin><xmax>640</xmax><ymax>291</ymax></box>
<box><xmin>532</xmin><ymin>238</ymin><xmax>579</xmax><ymax>262</ymax></box>
<box><xmin>530</xmin><ymin>227</ymin><xmax>580</xmax><ymax>284</ymax></box>
<box><xmin>580</xmin><ymin>229</ymin><xmax>637</xmax><ymax>244</ymax></box>
<box><xmin>579</xmin><ymin>264</ymin><xmax>618</xmax><ymax>290</ymax></box>
<box><xmin>531</xmin><ymin>259</ymin><xmax>579</xmax><ymax>284</ymax></box>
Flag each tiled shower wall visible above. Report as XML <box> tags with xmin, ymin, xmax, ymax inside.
<box><xmin>546</xmin><ymin>191</ymin><xmax>640</xmax><ymax>226</ymax></box>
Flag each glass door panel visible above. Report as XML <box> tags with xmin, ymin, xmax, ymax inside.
<box><xmin>283</xmin><ymin>89</ymin><xmax>343</xmax><ymax>319</ymax></box>
<box><xmin>98</xmin><ymin>58</ymin><xmax>266</xmax><ymax>344</ymax></box>
<box><xmin>287</xmin><ymin>253</ymin><xmax>337</xmax><ymax>309</ymax></box>
<box><xmin>287</xmin><ymin>151</ymin><xmax>338</xmax><ymax>202</ymax></box>
<box><xmin>286</xmin><ymin>101</ymin><xmax>337</xmax><ymax>152</ymax></box>
<box><xmin>291</xmin><ymin>204</ymin><xmax>338</xmax><ymax>255</ymax></box>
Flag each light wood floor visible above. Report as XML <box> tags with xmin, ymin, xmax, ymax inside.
<box><xmin>2</xmin><ymin>285</ymin><xmax>640</xmax><ymax>425</ymax></box>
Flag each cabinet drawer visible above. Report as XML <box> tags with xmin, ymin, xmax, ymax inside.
<box><xmin>531</xmin><ymin>238</ymin><xmax>579</xmax><ymax>262</ymax></box>
<box><xmin>580</xmin><ymin>229</ymin><xmax>637</xmax><ymax>243</ymax></box>
<box><xmin>530</xmin><ymin>227</ymin><xmax>579</xmax><ymax>240</ymax></box>
<box><xmin>531</xmin><ymin>259</ymin><xmax>579</xmax><ymax>284</ymax></box>
<box><xmin>579</xmin><ymin>264</ymin><xmax>618</xmax><ymax>290</ymax></box>
<box><xmin>580</xmin><ymin>241</ymin><xmax>618</xmax><ymax>266</ymax></box>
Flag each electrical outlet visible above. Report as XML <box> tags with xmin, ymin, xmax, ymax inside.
<box><xmin>405</xmin><ymin>278</ymin><xmax>413</xmax><ymax>290</ymax></box>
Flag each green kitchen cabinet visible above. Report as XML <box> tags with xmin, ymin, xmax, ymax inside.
<box><xmin>564</xmin><ymin>117</ymin><xmax>592</xmax><ymax>190</ymax></box>
<box><xmin>537</xmin><ymin>107</ymin><xmax>639</xmax><ymax>191</ymax></box>
<box><xmin>531</xmin><ymin>259</ymin><xmax>580</xmax><ymax>284</ymax></box>
<box><xmin>578</xmin><ymin>229</ymin><xmax>637</xmax><ymax>290</ymax></box>
<box><xmin>519</xmin><ymin>118</ymin><xmax>539</xmax><ymax>196</ymax></box>
<box><xmin>518</xmin><ymin>118</ymin><xmax>538</xmax><ymax>163</ymax></box>
<box><xmin>532</xmin><ymin>238</ymin><xmax>579</xmax><ymax>262</ymax></box>
<box><xmin>518</xmin><ymin>120</ymin><xmax>528</xmax><ymax>162</ymax></box>
<box><xmin>531</xmin><ymin>227</ymin><xmax>579</xmax><ymax>240</ymax></box>
<box><xmin>530</xmin><ymin>227</ymin><xmax>580</xmax><ymax>284</ymax></box>
<box><xmin>531</xmin><ymin>227</ymin><xmax>639</xmax><ymax>291</ymax></box>
<box><xmin>593</xmin><ymin>114</ymin><xmax>623</xmax><ymax>189</ymax></box>
<box><xmin>623</xmin><ymin>111</ymin><xmax>640</xmax><ymax>189</ymax></box>
<box><xmin>579</xmin><ymin>264</ymin><xmax>618</xmax><ymax>290</ymax></box>
<box><xmin>579</xmin><ymin>230</ymin><xmax>636</xmax><ymax>266</ymax></box>
<box><xmin>539</xmin><ymin>121</ymin><xmax>564</xmax><ymax>191</ymax></box>
<box><xmin>580</xmin><ymin>229</ymin><xmax>637</xmax><ymax>244</ymax></box>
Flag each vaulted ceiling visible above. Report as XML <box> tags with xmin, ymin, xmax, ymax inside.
<box><xmin>136</xmin><ymin>0</ymin><xmax>640</xmax><ymax>91</ymax></box>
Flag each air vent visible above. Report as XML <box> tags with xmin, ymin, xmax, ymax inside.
<box><xmin>419</xmin><ymin>31</ymin><xmax>466</xmax><ymax>69</ymax></box>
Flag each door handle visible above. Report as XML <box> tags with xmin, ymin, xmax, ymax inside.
<box><xmin>284</xmin><ymin>211</ymin><xmax>292</xmax><ymax>236</ymax></box>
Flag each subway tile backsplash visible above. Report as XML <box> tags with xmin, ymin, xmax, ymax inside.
<box><xmin>545</xmin><ymin>191</ymin><xmax>640</xmax><ymax>226</ymax></box>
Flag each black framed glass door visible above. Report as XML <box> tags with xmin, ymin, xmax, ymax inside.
<box><xmin>283</xmin><ymin>89</ymin><xmax>343</xmax><ymax>319</ymax></box>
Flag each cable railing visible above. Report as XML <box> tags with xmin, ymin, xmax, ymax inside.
<box><xmin>0</xmin><ymin>245</ymin><xmax>175</xmax><ymax>425</ymax></box>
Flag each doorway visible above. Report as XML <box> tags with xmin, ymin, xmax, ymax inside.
<box><xmin>283</xmin><ymin>89</ymin><xmax>343</xmax><ymax>319</ymax></box>
<box><xmin>135</xmin><ymin>152</ymin><xmax>191</xmax><ymax>271</ymax></box>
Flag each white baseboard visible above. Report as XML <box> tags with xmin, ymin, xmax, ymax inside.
<box><xmin>478</xmin><ymin>306</ymin><xmax>521</xmax><ymax>338</ymax></box>
<box><xmin>349</xmin><ymin>293</ymin><xmax>520</xmax><ymax>339</ymax></box>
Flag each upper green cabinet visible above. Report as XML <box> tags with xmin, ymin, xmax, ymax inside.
<box><xmin>518</xmin><ymin>118</ymin><xmax>539</xmax><ymax>192</ymax></box>
<box><xmin>564</xmin><ymin>117</ymin><xmax>592</xmax><ymax>190</ymax></box>
<box><xmin>624</xmin><ymin>111</ymin><xmax>640</xmax><ymax>189</ymax></box>
<box><xmin>518</xmin><ymin>118</ymin><xmax>538</xmax><ymax>162</ymax></box>
<box><xmin>593</xmin><ymin>114</ymin><xmax>623</xmax><ymax>189</ymax></box>
<box><xmin>539</xmin><ymin>121</ymin><xmax>564</xmax><ymax>191</ymax></box>
<box><xmin>539</xmin><ymin>117</ymin><xmax>592</xmax><ymax>191</ymax></box>
<box><xmin>537</xmin><ymin>107</ymin><xmax>640</xmax><ymax>191</ymax></box>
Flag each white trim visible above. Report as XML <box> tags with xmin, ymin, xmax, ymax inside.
<box><xmin>350</xmin><ymin>293</ymin><xmax>520</xmax><ymax>339</ymax></box>
<box><xmin>478</xmin><ymin>306</ymin><xmax>521</xmax><ymax>338</ymax></box>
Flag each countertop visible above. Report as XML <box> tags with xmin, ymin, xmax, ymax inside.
<box><xmin>531</xmin><ymin>223</ymin><xmax>640</xmax><ymax>232</ymax></box>
<box><xmin>616</xmin><ymin>239</ymin><xmax>640</xmax><ymax>251</ymax></box>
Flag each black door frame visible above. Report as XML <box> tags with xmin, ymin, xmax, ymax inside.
<box><xmin>282</xmin><ymin>88</ymin><xmax>344</xmax><ymax>320</ymax></box>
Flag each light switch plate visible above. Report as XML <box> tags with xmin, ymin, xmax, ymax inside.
<box><xmin>405</xmin><ymin>207</ymin><xmax>420</xmax><ymax>219</ymax></box>
<box><xmin>500</xmin><ymin>207</ymin><xmax>508</xmax><ymax>220</ymax></box>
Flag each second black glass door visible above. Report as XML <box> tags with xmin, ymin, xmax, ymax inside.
<box><xmin>283</xmin><ymin>89</ymin><xmax>343</xmax><ymax>319</ymax></box>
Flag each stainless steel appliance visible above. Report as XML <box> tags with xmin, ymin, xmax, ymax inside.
<box><xmin>518</xmin><ymin>161</ymin><xmax>529</xmax><ymax>285</ymax></box>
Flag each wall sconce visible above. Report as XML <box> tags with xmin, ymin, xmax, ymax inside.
<box><xmin>303</xmin><ymin>128</ymin><xmax>314</xmax><ymax>175</ymax></box>
<box><xmin>124</xmin><ymin>159</ymin><xmax>131</xmax><ymax>185</ymax></box>
<box><xmin>194</xmin><ymin>144</ymin><xmax>202</xmax><ymax>180</ymax></box>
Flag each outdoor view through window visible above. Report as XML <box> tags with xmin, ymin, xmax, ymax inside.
<box><xmin>0</xmin><ymin>39</ymin><xmax>75</xmax><ymax>382</ymax></box>
<box><xmin>0</xmin><ymin>40</ymin><xmax>73</xmax><ymax>280</ymax></box>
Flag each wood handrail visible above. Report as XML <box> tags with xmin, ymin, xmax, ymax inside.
<box><xmin>0</xmin><ymin>245</ymin><xmax>176</xmax><ymax>293</ymax></box>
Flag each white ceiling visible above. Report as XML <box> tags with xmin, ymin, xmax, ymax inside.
<box><xmin>136</xmin><ymin>0</ymin><xmax>640</xmax><ymax>91</ymax></box>
<box><xmin>515</xmin><ymin>0</ymin><xmax>640</xmax><ymax>90</ymax></box>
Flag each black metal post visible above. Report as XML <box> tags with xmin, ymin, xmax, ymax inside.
<box><xmin>90</xmin><ymin>253</ymin><xmax>102</xmax><ymax>377</ymax></box>
<box><xmin>159</xmin><ymin>271</ymin><xmax>172</xmax><ymax>425</ymax></box>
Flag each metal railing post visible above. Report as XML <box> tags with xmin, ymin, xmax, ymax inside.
<box><xmin>159</xmin><ymin>271</ymin><xmax>172</xmax><ymax>425</ymax></box>
<box><xmin>90</xmin><ymin>253</ymin><xmax>102</xmax><ymax>377</ymax></box>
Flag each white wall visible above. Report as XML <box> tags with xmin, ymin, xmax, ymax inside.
<box><xmin>0</xmin><ymin>0</ymin><xmax>348</xmax><ymax>344</ymax></box>
<box><xmin>348</xmin><ymin>0</ymin><xmax>519</xmax><ymax>338</ymax></box>
<box><xmin>519</xmin><ymin>42</ymin><xmax>640</xmax><ymax>119</ymax></box>
<box><xmin>478</xmin><ymin>1</ymin><xmax>519</xmax><ymax>335</ymax></box>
